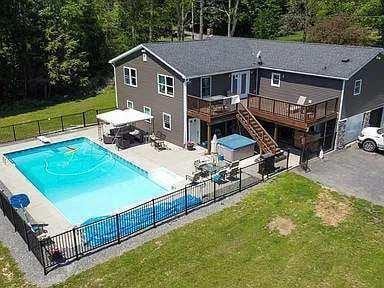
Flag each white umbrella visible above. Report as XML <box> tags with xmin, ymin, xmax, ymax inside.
<box><xmin>211</xmin><ymin>134</ymin><xmax>218</xmax><ymax>154</ymax></box>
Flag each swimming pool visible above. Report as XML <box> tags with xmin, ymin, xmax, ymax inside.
<box><xmin>5</xmin><ymin>137</ymin><xmax>167</xmax><ymax>225</ymax></box>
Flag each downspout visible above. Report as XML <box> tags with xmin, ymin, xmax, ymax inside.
<box><xmin>333</xmin><ymin>79</ymin><xmax>346</xmax><ymax>151</ymax></box>
<box><xmin>183</xmin><ymin>79</ymin><xmax>188</xmax><ymax>146</ymax></box>
<box><xmin>112</xmin><ymin>63</ymin><xmax>119</xmax><ymax>109</ymax></box>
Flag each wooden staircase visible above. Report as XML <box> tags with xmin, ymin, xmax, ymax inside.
<box><xmin>236</xmin><ymin>103</ymin><xmax>279</xmax><ymax>155</ymax></box>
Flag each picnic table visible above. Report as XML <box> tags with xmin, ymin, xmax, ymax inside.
<box><xmin>199</xmin><ymin>161</ymin><xmax>229</xmax><ymax>175</ymax></box>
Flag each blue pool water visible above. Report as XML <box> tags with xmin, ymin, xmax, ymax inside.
<box><xmin>5</xmin><ymin>138</ymin><xmax>167</xmax><ymax>225</ymax></box>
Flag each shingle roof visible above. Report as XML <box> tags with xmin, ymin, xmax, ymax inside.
<box><xmin>141</xmin><ymin>37</ymin><xmax>383</xmax><ymax>80</ymax></box>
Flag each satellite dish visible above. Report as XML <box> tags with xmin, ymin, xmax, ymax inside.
<box><xmin>256</xmin><ymin>50</ymin><xmax>262</xmax><ymax>65</ymax></box>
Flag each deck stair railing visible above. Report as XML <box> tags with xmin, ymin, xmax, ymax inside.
<box><xmin>236</xmin><ymin>103</ymin><xmax>278</xmax><ymax>155</ymax></box>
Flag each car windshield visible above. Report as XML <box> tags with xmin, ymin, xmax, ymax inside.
<box><xmin>378</xmin><ymin>128</ymin><xmax>384</xmax><ymax>134</ymax></box>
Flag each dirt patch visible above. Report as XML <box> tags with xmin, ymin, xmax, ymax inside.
<box><xmin>267</xmin><ymin>216</ymin><xmax>296</xmax><ymax>236</ymax></box>
<box><xmin>315</xmin><ymin>192</ymin><xmax>351</xmax><ymax>227</ymax></box>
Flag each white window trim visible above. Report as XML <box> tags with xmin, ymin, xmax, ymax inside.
<box><xmin>143</xmin><ymin>106</ymin><xmax>152</xmax><ymax>123</ymax></box>
<box><xmin>353</xmin><ymin>79</ymin><xmax>362</xmax><ymax>96</ymax></box>
<box><xmin>123</xmin><ymin>66</ymin><xmax>138</xmax><ymax>87</ymax></box>
<box><xmin>127</xmin><ymin>100</ymin><xmax>134</xmax><ymax>109</ymax></box>
<box><xmin>200</xmin><ymin>76</ymin><xmax>212</xmax><ymax>98</ymax></box>
<box><xmin>162</xmin><ymin>112</ymin><xmax>172</xmax><ymax>131</ymax></box>
<box><xmin>271</xmin><ymin>73</ymin><xmax>281</xmax><ymax>87</ymax></box>
<box><xmin>157</xmin><ymin>74</ymin><xmax>174</xmax><ymax>97</ymax></box>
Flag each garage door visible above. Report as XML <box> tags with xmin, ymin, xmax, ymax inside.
<box><xmin>344</xmin><ymin>113</ymin><xmax>364</xmax><ymax>144</ymax></box>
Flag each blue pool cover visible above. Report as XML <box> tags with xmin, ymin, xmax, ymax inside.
<box><xmin>82</xmin><ymin>195</ymin><xmax>202</xmax><ymax>248</ymax></box>
<box><xmin>217</xmin><ymin>134</ymin><xmax>256</xmax><ymax>150</ymax></box>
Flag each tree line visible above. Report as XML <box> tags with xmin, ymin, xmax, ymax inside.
<box><xmin>1</xmin><ymin>0</ymin><xmax>383</xmax><ymax>111</ymax></box>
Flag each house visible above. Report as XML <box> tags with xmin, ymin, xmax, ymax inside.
<box><xmin>109</xmin><ymin>36</ymin><xmax>384</xmax><ymax>155</ymax></box>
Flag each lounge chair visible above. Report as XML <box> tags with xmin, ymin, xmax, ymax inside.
<box><xmin>212</xmin><ymin>170</ymin><xmax>227</xmax><ymax>184</ymax></box>
<box><xmin>186</xmin><ymin>172</ymin><xmax>201</xmax><ymax>185</ymax></box>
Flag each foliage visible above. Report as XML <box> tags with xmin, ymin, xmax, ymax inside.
<box><xmin>308</xmin><ymin>14</ymin><xmax>373</xmax><ymax>45</ymax></box>
<box><xmin>252</xmin><ymin>0</ymin><xmax>284</xmax><ymax>39</ymax></box>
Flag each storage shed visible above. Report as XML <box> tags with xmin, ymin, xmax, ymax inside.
<box><xmin>217</xmin><ymin>134</ymin><xmax>256</xmax><ymax>162</ymax></box>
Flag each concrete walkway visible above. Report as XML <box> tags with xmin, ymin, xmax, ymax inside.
<box><xmin>296</xmin><ymin>144</ymin><xmax>384</xmax><ymax>206</ymax></box>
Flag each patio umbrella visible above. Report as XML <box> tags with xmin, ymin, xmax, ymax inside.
<box><xmin>9</xmin><ymin>193</ymin><xmax>30</xmax><ymax>221</ymax></box>
<box><xmin>211</xmin><ymin>134</ymin><xmax>218</xmax><ymax>154</ymax></box>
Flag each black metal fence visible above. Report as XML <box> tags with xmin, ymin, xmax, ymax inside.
<box><xmin>0</xmin><ymin>107</ymin><xmax>115</xmax><ymax>144</ymax></box>
<box><xmin>0</xmin><ymin>151</ymin><xmax>290</xmax><ymax>275</ymax></box>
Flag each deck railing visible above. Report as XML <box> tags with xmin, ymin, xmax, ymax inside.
<box><xmin>0</xmin><ymin>151</ymin><xmax>290</xmax><ymax>275</ymax></box>
<box><xmin>0</xmin><ymin>107</ymin><xmax>115</xmax><ymax>144</ymax></box>
<box><xmin>187</xmin><ymin>95</ymin><xmax>237</xmax><ymax>121</ymax></box>
<box><xmin>247</xmin><ymin>94</ymin><xmax>338</xmax><ymax>124</ymax></box>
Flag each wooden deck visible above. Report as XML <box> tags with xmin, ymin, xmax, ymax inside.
<box><xmin>247</xmin><ymin>94</ymin><xmax>338</xmax><ymax>130</ymax></box>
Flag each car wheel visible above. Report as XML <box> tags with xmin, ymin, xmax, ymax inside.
<box><xmin>362</xmin><ymin>140</ymin><xmax>377</xmax><ymax>152</ymax></box>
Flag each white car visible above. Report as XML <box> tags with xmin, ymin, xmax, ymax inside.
<box><xmin>358</xmin><ymin>127</ymin><xmax>384</xmax><ymax>152</ymax></box>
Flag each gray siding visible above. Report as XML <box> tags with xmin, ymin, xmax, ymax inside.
<box><xmin>115</xmin><ymin>51</ymin><xmax>185</xmax><ymax>146</ymax></box>
<box><xmin>187</xmin><ymin>73</ymin><xmax>231</xmax><ymax>97</ymax></box>
<box><xmin>257</xmin><ymin>69</ymin><xmax>343</xmax><ymax>104</ymax></box>
<box><xmin>342</xmin><ymin>55</ymin><xmax>384</xmax><ymax>118</ymax></box>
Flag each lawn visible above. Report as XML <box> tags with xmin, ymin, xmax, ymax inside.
<box><xmin>1</xmin><ymin>173</ymin><xmax>384</xmax><ymax>287</ymax></box>
<box><xmin>278</xmin><ymin>31</ymin><xmax>304</xmax><ymax>42</ymax></box>
<box><xmin>0</xmin><ymin>86</ymin><xmax>115</xmax><ymax>127</ymax></box>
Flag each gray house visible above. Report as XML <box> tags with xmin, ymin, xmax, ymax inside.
<box><xmin>109</xmin><ymin>37</ymin><xmax>384</xmax><ymax>155</ymax></box>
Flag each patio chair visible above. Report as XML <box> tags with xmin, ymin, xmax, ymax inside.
<box><xmin>212</xmin><ymin>170</ymin><xmax>227</xmax><ymax>184</ymax></box>
<box><xmin>186</xmin><ymin>171</ymin><xmax>202</xmax><ymax>185</ymax></box>
<box><xmin>103</xmin><ymin>133</ymin><xmax>115</xmax><ymax>144</ymax></box>
<box><xmin>226</xmin><ymin>166</ymin><xmax>239</xmax><ymax>180</ymax></box>
<box><xmin>27</xmin><ymin>222</ymin><xmax>49</xmax><ymax>240</ymax></box>
<box><xmin>116</xmin><ymin>137</ymin><xmax>130</xmax><ymax>150</ymax></box>
<box><xmin>228</xmin><ymin>160</ymin><xmax>239</xmax><ymax>169</ymax></box>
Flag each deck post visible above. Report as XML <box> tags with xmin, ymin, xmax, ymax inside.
<box><xmin>207</xmin><ymin>124</ymin><xmax>212</xmax><ymax>154</ymax></box>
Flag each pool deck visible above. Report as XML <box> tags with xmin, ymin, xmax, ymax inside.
<box><xmin>0</xmin><ymin>126</ymin><xmax>300</xmax><ymax>235</ymax></box>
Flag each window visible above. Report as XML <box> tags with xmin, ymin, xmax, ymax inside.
<box><xmin>353</xmin><ymin>79</ymin><xmax>362</xmax><ymax>96</ymax></box>
<box><xmin>201</xmin><ymin>76</ymin><xmax>211</xmax><ymax>97</ymax></box>
<box><xmin>124</xmin><ymin>67</ymin><xmax>137</xmax><ymax>87</ymax></box>
<box><xmin>162</xmin><ymin>113</ymin><xmax>172</xmax><ymax>131</ymax></box>
<box><xmin>271</xmin><ymin>73</ymin><xmax>281</xmax><ymax>87</ymax></box>
<box><xmin>143</xmin><ymin>106</ymin><xmax>151</xmax><ymax>123</ymax></box>
<box><xmin>127</xmin><ymin>100</ymin><xmax>134</xmax><ymax>109</ymax></box>
<box><xmin>157</xmin><ymin>74</ymin><xmax>174</xmax><ymax>97</ymax></box>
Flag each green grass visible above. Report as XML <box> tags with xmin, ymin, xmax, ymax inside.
<box><xmin>1</xmin><ymin>173</ymin><xmax>384</xmax><ymax>287</ymax></box>
<box><xmin>278</xmin><ymin>31</ymin><xmax>304</xmax><ymax>42</ymax></box>
<box><xmin>0</xmin><ymin>243</ymin><xmax>33</xmax><ymax>288</ymax></box>
<box><xmin>0</xmin><ymin>86</ymin><xmax>115</xmax><ymax>143</ymax></box>
<box><xmin>0</xmin><ymin>86</ymin><xmax>115</xmax><ymax>127</ymax></box>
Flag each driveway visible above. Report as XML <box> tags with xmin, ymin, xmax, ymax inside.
<box><xmin>296</xmin><ymin>144</ymin><xmax>384</xmax><ymax>206</ymax></box>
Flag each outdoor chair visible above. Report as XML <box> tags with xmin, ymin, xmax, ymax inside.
<box><xmin>186</xmin><ymin>171</ymin><xmax>202</xmax><ymax>185</ymax></box>
<box><xmin>212</xmin><ymin>170</ymin><xmax>227</xmax><ymax>184</ymax></box>
<box><xmin>103</xmin><ymin>133</ymin><xmax>115</xmax><ymax>144</ymax></box>
<box><xmin>154</xmin><ymin>139</ymin><xmax>167</xmax><ymax>151</ymax></box>
<box><xmin>116</xmin><ymin>137</ymin><xmax>130</xmax><ymax>150</ymax></box>
<box><xmin>226</xmin><ymin>166</ymin><xmax>239</xmax><ymax>180</ymax></box>
<box><xmin>27</xmin><ymin>222</ymin><xmax>49</xmax><ymax>240</ymax></box>
<box><xmin>228</xmin><ymin>160</ymin><xmax>240</xmax><ymax>169</ymax></box>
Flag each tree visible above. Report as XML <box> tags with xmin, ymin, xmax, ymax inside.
<box><xmin>252</xmin><ymin>0</ymin><xmax>283</xmax><ymax>39</ymax></box>
<box><xmin>308</xmin><ymin>14</ymin><xmax>372</xmax><ymax>45</ymax></box>
<box><xmin>199</xmin><ymin>0</ymin><xmax>204</xmax><ymax>39</ymax></box>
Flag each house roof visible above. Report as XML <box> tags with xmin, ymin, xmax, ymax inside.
<box><xmin>110</xmin><ymin>37</ymin><xmax>383</xmax><ymax>80</ymax></box>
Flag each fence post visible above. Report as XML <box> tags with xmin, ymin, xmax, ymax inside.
<box><xmin>213</xmin><ymin>181</ymin><xmax>217</xmax><ymax>202</ymax></box>
<box><xmin>286</xmin><ymin>149</ymin><xmax>290</xmax><ymax>170</ymax></box>
<box><xmin>152</xmin><ymin>199</ymin><xmax>156</xmax><ymax>227</ymax></box>
<box><xmin>82</xmin><ymin>112</ymin><xmax>86</xmax><ymax>127</ymax></box>
<box><xmin>73</xmin><ymin>227</ymin><xmax>79</xmax><ymax>260</ymax></box>
<box><xmin>184</xmin><ymin>186</ymin><xmax>188</xmax><ymax>215</ymax></box>
<box><xmin>116</xmin><ymin>213</ymin><xmax>121</xmax><ymax>244</ymax></box>
<box><xmin>11</xmin><ymin>208</ymin><xmax>16</xmax><ymax>231</ymax></box>
<box><xmin>37</xmin><ymin>120</ymin><xmax>41</xmax><ymax>136</ymax></box>
<box><xmin>239</xmin><ymin>168</ymin><xmax>242</xmax><ymax>192</ymax></box>
<box><xmin>24</xmin><ymin>222</ymin><xmax>31</xmax><ymax>251</ymax></box>
<box><xmin>0</xmin><ymin>193</ymin><xmax>5</xmax><ymax>216</ymax></box>
<box><xmin>39</xmin><ymin>241</ymin><xmax>47</xmax><ymax>275</ymax></box>
<box><xmin>60</xmin><ymin>116</ymin><xmax>64</xmax><ymax>131</ymax></box>
<box><xmin>12</xmin><ymin>125</ymin><xmax>16</xmax><ymax>141</ymax></box>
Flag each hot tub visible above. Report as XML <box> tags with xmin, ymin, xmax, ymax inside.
<box><xmin>217</xmin><ymin>134</ymin><xmax>256</xmax><ymax>162</ymax></box>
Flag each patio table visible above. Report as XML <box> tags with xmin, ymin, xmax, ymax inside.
<box><xmin>199</xmin><ymin>161</ymin><xmax>229</xmax><ymax>175</ymax></box>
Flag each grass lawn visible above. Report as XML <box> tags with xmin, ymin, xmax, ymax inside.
<box><xmin>0</xmin><ymin>86</ymin><xmax>115</xmax><ymax>127</ymax></box>
<box><xmin>1</xmin><ymin>173</ymin><xmax>384</xmax><ymax>287</ymax></box>
<box><xmin>278</xmin><ymin>31</ymin><xmax>304</xmax><ymax>42</ymax></box>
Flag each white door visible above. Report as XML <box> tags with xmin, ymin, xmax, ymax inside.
<box><xmin>188</xmin><ymin>118</ymin><xmax>200</xmax><ymax>144</ymax></box>
<box><xmin>231</xmin><ymin>71</ymin><xmax>250</xmax><ymax>99</ymax></box>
